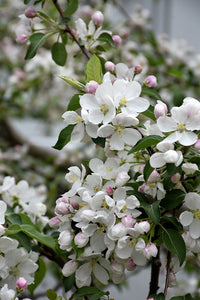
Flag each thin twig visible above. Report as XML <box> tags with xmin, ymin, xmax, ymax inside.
<box><xmin>164</xmin><ymin>250</ymin><xmax>171</xmax><ymax>296</ymax></box>
<box><xmin>52</xmin><ymin>0</ymin><xmax>91</xmax><ymax>59</ymax></box>
<box><xmin>148</xmin><ymin>246</ymin><xmax>161</xmax><ymax>297</ymax></box>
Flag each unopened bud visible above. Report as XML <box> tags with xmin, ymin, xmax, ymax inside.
<box><xmin>115</xmin><ymin>171</ymin><xmax>130</xmax><ymax>187</ymax></box>
<box><xmin>147</xmin><ymin>170</ymin><xmax>160</xmax><ymax>183</ymax></box>
<box><xmin>171</xmin><ymin>173</ymin><xmax>181</xmax><ymax>183</ymax></box>
<box><xmin>112</xmin><ymin>35</ymin><xmax>122</xmax><ymax>46</ymax></box>
<box><xmin>195</xmin><ymin>139</ymin><xmax>200</xmax><ymax>150</ymax></box>
<box><xmin>105</xmin><ymin>61</ymin><xmax>116</xmax><ymax>73</ymax></box>
<box><xmin>85</xmin><ymin>80</ymin><xmax>99</xmax><ymax>94</ymax></box>
<box><xmin>143</xmin><ymin>243</ymin><xmax>158</xmax><ymax>259</ymax></box>
<box><xmin>154</xmin><ymin>100</ymin><xmax>168</xmax><ymax>118</ymax></box>
<box><xmin>122</xmin><ymin>215</ymin><xmax>136</xmax><ymax>227</ymax></box>
<box><xmin>16</xmin><ymin>34</ymin><xmax>27</xmax><ymax>44</ymax></box>
<box><xmin>74</xmin><ymin>232</ymin><xmax>89</xmax><ymax>248</ymax></box>
<box><xmin>55</xmin><ymin>202</ymin><xmax>69</xmax><ymax>215</ymax></box>
<box><xmin>62</xmin><ymin>260</ymin><xmax>78</xmax><ymax>277</ymax></box>
<box><xmin>182</xmin><ymin>163</ymin><xmax>198</xmax><ymax>175</ymax></box>
<box><xmin>144</xmin><ymin>75</ymin><xmax>157</xmax><ymax>87</ymax></box>
<box><xmin>25</xmin><ymin>7</ymin><xmax>36</xmax><ymax>18</ymax></box>
<box><xmin>16</xmin><ymin>277</ymin><xmax>27</xmax><ymax>292</ymax></box>
<box><xmin>92</xmin><ymin>11</ymin><xmax>104</xmax><ymax>26</ymax></box>
<box><xmin>125</xmin><ymin>258</ymin><xmax>136</xmax><ymax>271</ymax></box>
<box><xmin>105</xmin><ymin>186</ymin><xmax>114</xmax><ymax>195</ymax></box>
<box><xmin>49</xmin><ymin>216</ymin><xmax>60</xmax><ymax>228</ymax></box>
<box><xmin>134</xmin><ymin>64</ymin><xmax>143</xmax><ymax>74</ymax></box>
<box><xmin>70</xmin><ymin>201</ymin><xmax>79</xmax><ymax>210</ymax></box>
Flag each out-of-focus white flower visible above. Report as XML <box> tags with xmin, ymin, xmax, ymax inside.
<box><xmin>62</xmin><ymin>260</ymin><xmax>78</xmax><ymax>277</ymax></box>
<box><xmin>182</xmin><ymin>163</ymin><xmax>198</xmax><ymax>175</ymax></box>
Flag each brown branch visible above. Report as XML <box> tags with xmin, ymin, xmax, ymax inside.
<box><xmin>148</xmin><ymin>246</ymin><xmax>161</xmax><ymax>297</ymax></box>
<box><xmin>164</xmin><ymin>250</ymin><xmax>171</xmax><ymax>296</ymax></box>
<box><xmin>52</xmin><ymin>0</ymin><xmax>91</xmax><ymax>60</ymax></box>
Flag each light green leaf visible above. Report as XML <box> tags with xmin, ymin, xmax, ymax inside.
<box><xmin>51</xmin><ymin>42</ymin><xmax>67</xmax><ymax>66</ymax></box>
<box><xmin>53</xmin><ymin>124</ymin><xmax>76</xmax><ymax>150</ymax></box>
<box><xmin>97</xmin><ymin>32</ymin><xmax>115</xmax><ymax>47</ymax></box>
<box><xmin>65</xmin><ymin>0</ymin><xmax>79</xmax><ymax>15</ymax></box>
<box><xmin>29</xmin><ymin>257</ymin><xmax>47</xmax><ymax>295</ymax></box>
<box><xmin>59</xmin><ymin>76</ymin><xmax>85</xmax><ymax>91</ymax></box>
<box><xmin>67</xmin><ymin>94</ymin><xmax>81</xmax><ymax>111</ymax></box>
<box><xmin>46</xmin><ymin>289</ymin><xmax>57</xmax><ymax>300</ymax></box>
<box><xmin>86</xmin><ymin>55</ymin><xmax>102</xmax><ymax>84</ymax></box>
<box><xmin>25</xmin><ymin>33</ymin><xmax>46</xmax><ymax>59</ymax></box>
<box><xmin>129</xmin><ymin>135</ymin><xmax>163</xmax><ymax>154</ymax></box>
<box><xmin>162</xmin><ymin>228</ymin><xmax>186</xmax><ymax>266</ymax></box>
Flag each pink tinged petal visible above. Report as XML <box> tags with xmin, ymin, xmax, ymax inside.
<box><xmin>185</xmin><ymin>193</ymin><xmax>200</xmax><ymax>210</ymax></box>
<box><xmin>80</xmin><ymin>94</ymin><xmax>98</xmax><ymax>109</ymax></box>
<box><xmin>171</xmin><ymin>107</ymin><xmax>188</xmax><ymax>124</ymax></box>
<box><xmin>97</xmin><ymin>124</ymin><xmax>114</xmax><ymax>137</ymax></box>
<box><xmin>178</xmin><ymin>131</ymin><xmax>197</xmax><ymax>146</ymax></box>
<box><xmin>123</xmin><ymin>128</ymin><xmax>141</xmax><ymax>146</ymax></box>
<box><xmin>179</xmin><ymin>211</ymin><xmax>193</xmax><ymax>226</ymax></box>
<box><xmin>93</xmin><ymin>263</ymin><xmax>109</xmax><ymax>285</ymax></box>
<box><xmin>189</xmin><ymin>219</ymin><xmax>200</xmax><ymax>239</ymax></box>
<box><xmin>157</xmin><ymin>116</ymin><xmax>177</xmax><ymax>132</ymax></box>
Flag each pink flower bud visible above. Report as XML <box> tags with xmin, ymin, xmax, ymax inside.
<box><xmin>49</xmin><ymin>216</ymin><xmax>60</xmax><ymax>228</ymax></box>
<box><xmin>138</xmin><ymin>164</ymin><xmax>145</xmax><ymax>174</ymax></box>
<box><xmin>147</xmin><ymin>298</ymin><xmax>154</xmax><ymax>300</ymax></box>
<box><xmin>74</xmin><ymin>232</ymin><xmax>89</xmax><ymax>248</ymax></box>
<box><xmin>70</xmin><ymin>201</ymin><xmax>79</xmax><ymax>210</ymax></box>
<box><xmin>125</xmin><ymin>258</ymin><xmax>136</xmax><ymax>271</ymax></box>
<box><xmin>16</xmin><ymin>34</ymin><xmax>27</xmax><ymax>44</ymax></box>
<box><xmin>85</xmin><ymin>80</ymin><xmax>99</xmax><ymax>94</ymax></box>
<box><xmin>147</xmin><ymin>170</ymin><xmax>160</xmax><ymax>183</ymax></box>
<box><xmin>171</xmin><ymin>173</ymin><xmax>181</xmax><ymax>183</ymax></box>
<box><xmin>134</xmin><ymin>64</ymin><xmax>143</xmax><ymax>74</ymax></box>
<box><xmin>143</xmin><ymin>243</ymin><xmax>158</xmax><ymax>259</ymax></box>
<box><xmin>105</xmin><ymin>61</ymin><xmax>116</xmax><ymax>73</ymax></box>
<box><xmin>16</xmin><ymin>277</ymin><xmax>27</xmax><ymax>292</ymax></box>
<box><xmin>115</xmin><ymin>171</ymin><xmax>130</xmax><ymax>187</ymax></box>
<box><xmin>25</xmin><ymin>7</ymin><xmax>36</xmax><ymax>18</ymax></box>
<box><xmin>122</xmin><ymin>215</ymin><xmax>136</xmax><ymax>227</ymax></box>
<box><xmin>58</xmin><ymin>231</ymin><xmax>73</xmax><ymax>250</ymax></box>
<box><xmin>112</xmin><ymin>35</ymin><xmax>122</xmax><ymax>46</ymax></box>
<box><xmin>105</xmin><ymin>186</ymin><xmax>114</xmax><ymax>195</ymax></box>
<box><xmin>139</xmin><ymin>184</ymin><xmax>147</xmax><ymax>194</ymax></box>
<box><xmin>62</xmin><ymin>260</ymin><xmax>78</xmax><ymax>277</ymax></box>
<box><xmin>55</xmin><ymin>202</ymin><xmax>69</xmax><ymax>215</ymax></box>
<box><xmin>195</xmin><ymin>139</ymin><xmax>200</xmax><ymax>150</ymax></box>
<box><xmin>92</xmin><ymin>11</ymin><xmax>104</xmax><ymax>26</ymax></box>
<box><xmin>154</xmin><ymin>100</ymin><xmax>168</xmax><ymax>118</ymax></box>
<box><xmin>144</xmin><ymin>75</ymin><xmax>157</xmax><ymax>87</ymax></box>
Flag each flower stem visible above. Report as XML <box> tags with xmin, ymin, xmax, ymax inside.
<box><xmin>164</xmin><ymin>250</ymin><xmax>171</xmax><ymax>296</ymax></box>
<box><xmin>148</xmin><ymin>246</ymin><xmax>161</xmax><ymax>297</ymax></box>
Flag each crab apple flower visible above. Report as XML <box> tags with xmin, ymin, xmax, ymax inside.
<box><xmin>154</xmin><ymin>100</ymin><xmax>168</xmax><ymax>118</ymax></box>
<box><xmin>92</xmin><ymin>11</ymin><xmax>104</xmax><ymax>26</ymax></box>
<box><xmin>134</xmin><ymin>64</ymin><xmax>143</xmax><ymax>74</ymax></box>
<box><xmin>0</xmin><ymin>284</ymin><xmax>16</xmax><ymax>300</ymax></box>
<box><xmin>111</xmin><ymin>261</ymin><xmax>125</xmax><ymax>284</ymax></box>
<box><xmin>58</xmin><ymin>230</ymin><xmax>73</xmax><ymax>250</ymax></box>
<box><xmin>150</xmin><ymin>141</ymin><xmax>183</xmax><ymax>168</ymax></box>
<box><xmin>144</xmin><ymin>75</ymin><xmax>157</xmax><ymax>87</ymax></box>
<box><xmin>134</xmin><ymin>221</ymin><xmax>150</xmax><ymax>234</ymax></box>
<box><xmin>16</xmin><ymin>34</ymin><xmax>27</xmax><ymax>44</ymax></box>
<box><xmin>16</xmin><ymin>277</ymin><xmax>27</xmax><ymax>292</ymax></box>
<box><xmin>112</xmin><ymin>35</ymin><xmax>122</xmax><ymax>46</ymax></box>
<box><xmin>179</xmin><ymin>192</ymin><xmax>200</xmax><ymax>239</ymax></box>
<box><xmin>62</xmin><ymin>260</ymin><xmax>78</xmax><ymax>277</ymax></box>
<box><xmin>25</xmin><ymin>7</ymin><xmax>36</xmax><ymax>18</ymax></box>
<box><xmin>49</xmin><ymin>216</ymin><xmax>60</xmax><ymax>228</ymax></box>
<box><xmin>194</xmin><ymin>139</ymin><xmax>200</xmax><ymax>150</ymax></box>
<box><xmin>85</xmin><ymin>80</ymin><xmax>99</xmax><ymax>94</ymax></box>
<box><xmin>182</xmin><ymin>163</ymin><xmax>198</xmax><ymax>175</ymax></box>
<box><xmin>115</xmin><ymin>171</ymin><xmax>130</xmax><ymax>187</ymax></box>
<box><xmin>55</xmin><ymin>199</ymin><xmax>69</xmax><ymax>215</ymax></box>
<box><xmin>64</xmin><ymin>165</ymin><xmax>86</xmax><ymax>197</ymax></box>
<box><xmin>125</xmin><ymin>258</ymin><xmax>136</xmax><ymax>271</ymax></box>
<box><xmin>74</xmin><ymin>232</ymin><xmax>89</xmax><ymax>248</ymax></box>
<box><xmin>122</xmin><ymin>215</ymin><xmax>136</xmax><ymax>227</ymax></box>
<box><xmin>105</xmin><ymin>61</ymin><xmax>116</xmax><ymax>73</ymax></box>
<box><xmin>143</xmin><ymin>243</ymin><xmax>158</xmax><ymax>259</ymax></box>
<box><xmin>171</xmin><ymin>173</ymin><xmax>181</xmax><ymax>183</ymax></box>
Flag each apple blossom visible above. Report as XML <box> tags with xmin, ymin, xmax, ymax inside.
<box><xmin>112</xmin><ymin>35</ymin><xmax>122</xmax><ymax>46</ymax></box>
<box><xmin>92</xmin><ymin>11</ymin><xmax>104</xmax><ymax>26</ymax></box>
<box><xmin>105</xmin><ymin>61</ymin><xmax>116</xmax><ymax>73</ymax></box>
<box><xmin>154</xmin><ymin>100</ymin><xmax>168</xmax><ymax>118</ymax></box>
<box><xmin>25</xmin><ymin>7</ymin><xmax>36</xmax><ymax>18</ymax></box>
<box><xmin>85</xmin><ymin>80</ymin><xmax>99</xmax><ymax>94</ymax></box>
<box><xmin>144</xmin><ymin>75</ymin><xmax>157</xmax><ymax>87</ymax></box>
<box><xmin>16</xmin><ymin>277</ymin><xmax>27</xmax><ymax>292</ymax></box>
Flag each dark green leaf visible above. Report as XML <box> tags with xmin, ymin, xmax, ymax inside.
<box><xmin>144</xmin><ymin>160</ymin><xmax>154</xmax><ymax>182</ymax></box>
<box><xmin>51</xmin><ymin>42</ymin><xmax>67</xmax><ymax>66</ymax></box>
<box><xmin>70</xmin><ymin>286</ymin><xmax>109</xmax><ymax>299</ymax></box>
<box><xmin>155</xmin><ymin>293</ymin><xmax>165</xmax><ymax>300</ymax></box>
<box><xmin>129</xmin><ymin>135</ymin><xmax>163</xmax><ymax>154</ymax></box>
<box><xmin>65</xmin><ymin>0</ymin><xmax>79</xmax><ymax>15</ymax></box>
<box><xmin>161</xmin><ymin>216</ymin><xmax>183</xmax><ymax>231</ymax></box>
<box><xmin>6</xmin><ymin>213</ymin><xmax>22</xmax><ymax>225</ymax></box>
<box><xmin>142</xmin><ymin>201</ymin><xmax>160</xmax><ymax>224</ymax></box>
<box><xmin>86</xmin><ymin>55</ymin><xmax>102</xmax><ymax>84</ymax></box>
<box><xmin>29</xmin><ymin>257</ymin><xmax>47</xmax><ymax>295</ymax></box>
<box><xmin>91</xmin><ymin>137</ymin><xmax>105</xmax><ymax>148</ymax></box>
<box><xmin>97</xmin><ymin>32</ymin><xmax>115</xmax><ymax>47</ymax></box>
<box><xmin>24</xmin><ymin>0</ymin><xmax>31</xmax><ymax>3</ymax></box>
<box><xmin>142</xmin><ymin>105</ymin><xmax>156</xmax><ymax>121</ymax></box>
<box><xmin>67</xmin><ymin>94</ymin><xmax>80</xmax><ymax>111</ymax></box>
<box><xmin>170</xmin><ymin>295</ymin><xmax>194</xmax><ymax>300</ymax></box>
<box><xmin>46</xmin><ymin>289</ymin><xmax>57</xmax><ymax>300</ymax></box>
<box><xmin>126</xmin><ymin>190</ymin><xmax>149</xmax><ymax>203</ymax></box>
<box><xmin>162</xmin><ymin>228</ymin><xmax>186</xmax><ymax>265</ymax></box>
<box><xmin>5</xmin><ymin>224</ymin><xmax>21</xmax><ymax>234</ymax></box>
<box><xmin>161</xmin><ymin>190</ymin><xmax>185</xmax><ymax>209</ymax></box>
<box><xmin>71</xmin><ymin>239</ymin><xmax>85</xmax><ymax>259</ymax></box>
<box><xmin>59</xmin><ymin>76</ymin><xmax>85</xmax><ymax>91</ymax></box>
<box><xmin>63</xmin><ymin>273</ymin><xmax>75</xmax><ymax>292</ymax></box>
<box><xmin>25</xmin><ymin>33</ymin><xmax>46</xmax><ymax>59</ymax></box>
<box><xmin>59</xmin><ymin>17</ymin><xmax>71</xmax><ymax>25</ymax></box>
<box><xmin>53</xmin><ymin>124</ymin><xmax>76</xmax><ymax>150</ymax></box>
<box><xmin>142</xmin><ymin>87</ymin><xmax>162</xmax><ymax>100</ymax></box>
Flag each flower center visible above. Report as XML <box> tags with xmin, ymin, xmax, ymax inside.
<box><xmin>120</xmin><ymin>97</ymin><xmax>127</xmax><ymax>106</ymax></box>
<box><xmin>129</xmin><ymin>238</ymin><xmax>136</xmax><ymax>248</ymax></box>
<box><xmin>177</xmin><ymin>123</ymin><xmax>185</xmax><ymax>132</ymax></box>
<box><xmin>75</xmin><ymin>116</ymin><xmax>83</xmax><ymax>123</ymax></box>
<box><xmin>100</xmin><ymin>104</ymin><xmax>109</xmax><ymax>115</ymax></box>
<box><xmin>115</xmin><ymin>125</ymin><xmax>125</xmax><ymax>138</ymax></box>
<box><xmin>101</xmin><ymin>199</ymin><xmax>109</xmax><ymax>209</ymax></box>
<box><xmin>93</xmin><ymin>185</ymin><xmax>100</xmax><ymax>192</ymax></box>
<box><xmin>10</xmin><ymin>266</ymin><xmax>20</xmax><ymax>276</ymax></box>
<box><xmin>98</xmin><ymin>225</ymin><xmax>106</xmax><ymax>234</ymax></box>
<box><xmin>106</xmin><ymin>166</ymin><xmax>113</xmax><ymax>172</ymax></box>
<box><xmin>68</xmin><ymin>174</ymin><xmax>78</xmax><ymax>183</ymax></box>
<box><xmin>193</xmin><ymin>210</ymin><xmax>200</xmax><ymax>219</ymax></box>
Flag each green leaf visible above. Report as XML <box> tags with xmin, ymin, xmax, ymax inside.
<box><xmin>29</xmin><ymin>257</ymin><xmax>47</xmax><ymax>295</ymax></box>
<box><xmin>142</xmin><ymin>105</ymin><xmax>156</xmax><ymax>121</ymax></box>
<box><xmin>70</xmin><ymin>286</ymin><xmax>109</xmax><ymax>300</ymax></box>
<box><xmin>53</xmin><ymin>124</ymin><xmax>76</xmax><ymax>150</ymax></box>
<box><xmin>47</xmin><ymin>289</ymin><xmax>57</xmax><ymax>300</ymax></box>
<box><xmin>51</xmin><ymin>42</ymin><xmax>67</xmax><ymax>66</ymax></box>
<box><xmin>167</xmin><ymin>68</ymin><xmax>183</xmax><ymax>79</ymax></box>
<box><xmin>97</xmin><ymin>32</ymin><xmax>115</xmax><ymax>47</ymax></box>
<box><xmin>67</xmin><ymin>94</ymin><xmax>80</xmax><ymax>111</ymax></box>
<box><xmin>161</xmin><ymin>190</ymin><xmax>185</xmax><ymax>209</ymax></box>
<box><xmin>59</xmin><ymin>76</ymin><xmax>85</xmax><ymax>91</ymax></box>
<box><xmin>63</xmin><ymin>273</ymin><xmax>75</xmax><ymax>292</ymax></box>
<box><xmin>162</xmin><ymin>228</ymin><xmax>186</xmax><ymax>265</ymax></box>
<box><xmin>141</xmin><ymin>87</ymin><xmax>162</xmax><ymax>100</ymax></box>
<box><xmin>142</xmin><ymin>201</ymin><xmax>160</xmax><ymax>224</ymax></box>
<box><xmin>86</xmin><ymin>55</ymin><xmax>102</xmax><ymax>84</ymax></box>
<box><xmin>25</xmin><ymin>33</ymin><xmax>46</xmax><ymax>59</ymax></box>
<box><xmin>20</xmin><ymin>224</ymin><xmax>56</xmax><ymax>250</ymax></box>
<box><xmin>129</xmin><ymin>135</ymin><xmax>163</xmax><ymax>154</ymax></box>
<box><xmin>170</xmin><ymin>294</ymin><xmax>193</xmax><ymax>300</ymax></box>
<box><xmin>24</xmin><ymin>0</ymin><xmax>31</xmax><ymax>3</ymax></box>
<box><xmin>5</xmin><ymin>224</ymin><xmax>21</xmax><ymax>234</ymax></box>
<box><xmin>91</xmin><ymin>137</ymin><xmax>106</xmax><ymax>148</ymax></box>
<box><xmin>143</xmin><ymin>160</ymin><xmax>154</xmax><ymax>182</ymax></box>
<box><xmin>161</xmin><ymin>216</ymin><xmax>183</xmax><ymax>231</ymax></box>
<box><xmin>155</xmin><ymin>293</ymin><xmax>165</xmax><ymax>300</ymax></box>
<box><xmin>65</xmin><ymin>0</ymin><xmax>79</xmax><ymax>15</ymax></box>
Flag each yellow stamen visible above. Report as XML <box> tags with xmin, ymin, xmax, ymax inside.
<box><xmin>177</xmin><ymin>123</ymin><xmax>185</xmax><ymax>132</ymax></box>
<box><xmin>194</xmin><ymin>210</ymin><xmax>200</xmax><ymax>219</ymax></box>
<box><xmin>75</xmin><ymin>116</ymin><xmax>83</xmax><ymax>123</ymax></box>
<box><xmin>68</xmin><ymin>174</ymin><xmax>78</xmax><ymax>183</ymax></box>
<box><xmin>120</xmin><ymin>97</ymin><xmax>127</xmax><ymax>106</ymax></box>
<box><xmin>100</xmin><ymin>104</ymin><xmax>109</xmax><ymax>115</ymax></box>
<box><xmin>128</xmin><ymin>239</ymin><xmax>136</xmax><ymax>248</ymax></box>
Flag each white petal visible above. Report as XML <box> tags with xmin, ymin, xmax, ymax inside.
<box><xmin>110</xmin><ymin>133</ymin><xmax>124</xmax><ymax>150</ymax></box>
<box><xmin>179</xmin><ymin>211</ymin><xmax>193</xmax><ymax>226</ymax></box>
<box><xmin>157</xmin><ymin>141</ymin><xmax>174</xmax><ymax>152</ymax></box>
<box><xmin>178</xmin><ymin>131</ymin><xmax>197</xmax><ymax>146</ymax></box>
<box><xmin>62</xmin><ymin>111</ymin><xmax>78</xmax><ymax>125</ymax></box>
<box><xmin>171</xmin><ymin>106</ymin><xmax>187</xmax><ymax>124</ymax></box>
<box><xmin>185</xmin><ymin>193</ymin><xmax>200</xmax><ymax>210</ymax></box>
<box><xmin>71</xmin><ymin>123</ymin><xmax>84</xmax><ymax>142</ymax></box>
<box><xmin>157</xmin><ymin>116</ymin><xmax>177</xmax><ymax>132</ymax></box>
<box><xmin>97</xmin><ymin>124</ymin><xmax>114</xmax><ymax>137</ymax></box>
<box><xmin>93</xmin><ymin>262</ymin><xmax>109</xmax><ymax>285</ymax></box>
<box><xmin>86</xmin><ymin>123</ymin><xmax>98</xmax><ymax>138</ymax></box>
<box><xmin>123</xmin><ymin>128</ymin><xmax>141</xmax><ymax>146</ymax></box>
<box><xmin>76</xmin><ymin>262</ymin><xmax>92</xmax><ymax>280</ymax></box>
<box><xmin>80</xmin><ymin>94</ymin><xmax>98</xmax><ymax>109</ymax></box>
<box><xmin>0</xmin><ymin>201</ymin><xmax>7</xmax><ymax>224</ymax></box>
<box><xmin>150</xmin><ymin>153</ymin><xmax>166</xmax><ymax>168</ymax></box>
<box><xmin>190</xmin><ymin>219</ymin><xmax>200</xmax><ymax>239</ymax></box>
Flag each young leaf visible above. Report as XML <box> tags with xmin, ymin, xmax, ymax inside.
<box><xmin>29</xmin><ymin>257</ymin><xmax>47</xmax><ymax>295</ymax></box>
<box><xmin>65</xmin><ymin>0</ymin><xmax>79</xmax><ymax>15</ymax></box>
<box><xmin>91</xmin><ymin>137</ymin><xmax>106</xmax><ymax>148</ymax></box>
<box><xmin>85</xmin><ymin>55</ymin><xmax>102</xmax><ymax>84</ymax></box>
<box><xmin>67</xmin><ymin>94</ymin><xmax>81</xmax><ymax>111</ymax></box>
<box><xmin>142</xmin><ymin>201</ymin><xmax>161</xmax><ymax>224</ymax></box>
<box><xmin>97</xmin><ymin>32</ymin><xmax>115</xmax><ymax>47</ymax></box>
<box><xmin>25</xmin><ymin>33</ymin><xmax>46</xmax><ymax>59</ymax></box>
<box><xmin>46</xmin><ymin>289</ymin><xmax>57</xmax><ymax>300</ymax></box>
<box><xmin>63</xmin><ymin>274</ymin><xmax>75</xmax><ymax>292</ymax></box>
<box><xmin>162</xmin><ymin>228</ymin><xmax>186</xmax><ymax>266</ymax></box>
<box><xmin>160</xmin><ymin>190</ymin><xmax>185</xmax><ymax>209</ymax></box>
<box><xmin>51</xmin><ymin>42</ymin><xmax>67</xmax><ymax>66</ymax></box>
<box><xmin>141</xmin><ymin>87</ymin><xmax>162</xmax><ymax>100</ymax></box>
<box><xmin>129</xmin><ymin>135</ymin><xmax>163</xmax><ymax>154</ymax></box>
<box><xmin>59</xmin><ymin>76</ymin><xmax>85</xmax><ymax>91</ymax></box>
<box><xmin>53</xmin><ymin>124</ymin><xmax>76</xmax><ymax>150</ymax></box>
<box><xmin>143</xmin><ymin>160</ymin><xmax>154</xmax><ymax>182</ymax></box>
<box><xmin>70</xmin><ymin>286</ymin><xmax>109</xmax><ymax>300</ymax></box>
